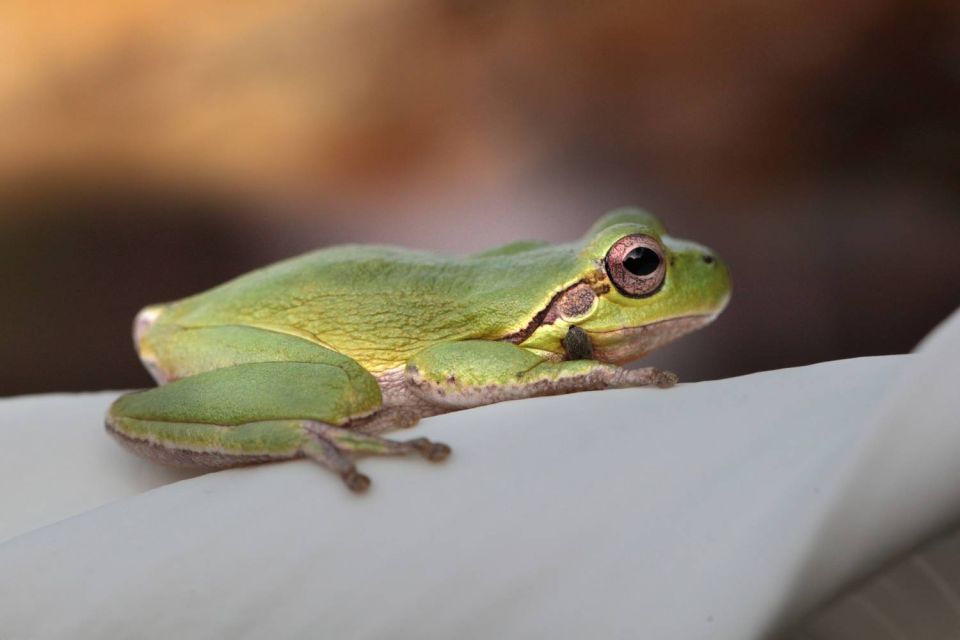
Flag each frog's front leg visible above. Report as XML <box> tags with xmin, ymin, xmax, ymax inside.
<box><xmin>106</xmin><ymin>361</ymin><xmax>449</xmax><ymax>492</ymax></box>
<box><xmin>405</xmin><ymin>340</ymin><xmax>677</xmax><ymax>410</ymax></box>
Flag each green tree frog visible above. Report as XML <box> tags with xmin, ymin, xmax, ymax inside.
<box><xmin>107</xmin><ymin>209</ymin><xmax>731</xmax><ymax>492</ymax></box>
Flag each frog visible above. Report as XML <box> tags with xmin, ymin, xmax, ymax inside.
<box><xmin>107</xmin><ymin>208</ymin><xmax>731</xmax><ymax>492</ymax></box>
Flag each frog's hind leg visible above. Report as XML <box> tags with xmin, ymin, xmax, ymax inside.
<box><xmin>107</xmin><ymin>417</ymin><xmax>308</xmax><ymax>468</ymax></box>
<box><xmin>107</xmin><ymin>361</ymin><xmax>450</xmax><ymax>492</ymax></box>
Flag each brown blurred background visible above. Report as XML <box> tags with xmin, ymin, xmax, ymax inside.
<box><xmin>1</xmin><ymin>0</ymin><xmax>958</xmax><ymax>396</ymax></box>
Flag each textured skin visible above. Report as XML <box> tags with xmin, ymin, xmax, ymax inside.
<box><xmin>107</xmin><ymin>208</ymin><xmax>732</xmax><ymax>490</ymax></box>
<box><xmin>145</xmin><ymin>243</ymin><xmax>586</xmax><ymax>374</ymax></box>
<box><xmin>139</xmin><ymin>209</ymin><xmax>729</xmax><ymax>375</ymax></box>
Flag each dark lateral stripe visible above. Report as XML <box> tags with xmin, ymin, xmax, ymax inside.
<box><xmin>501</xmin><ymin>279</ymin><xmax>585</xmax><ymax>344</ymax></box>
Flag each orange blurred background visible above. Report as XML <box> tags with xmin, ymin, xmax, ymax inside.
<box><xmin>2</xmin><ymin>0</ymin><xmax>958</xmax><ymax>395</ymax></box>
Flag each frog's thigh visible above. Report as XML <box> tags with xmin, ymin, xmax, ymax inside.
<box><xmin>107</xmin><ymin>361</ymin><xmax>379</xmax><ymax>462</ymax></box>
<box><xmin>141</xmin><ymin>324</ymin><xmax>373</xmax><ymax>384</ymax></box>
<box><xmin>406</xmin><ymin>340</ymin><xmax>677</xmax><ymax>409</ymax></box>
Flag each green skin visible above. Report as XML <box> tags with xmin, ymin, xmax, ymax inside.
<box><xmin>107</xmin><ymin>209</ymin><xmax>731</xmax><ymax>492</ymax></box>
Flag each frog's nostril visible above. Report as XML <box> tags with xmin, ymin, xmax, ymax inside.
<box><xmin>702</xmin><ymin>254</ymin><xmax>715</xmax><ymax>265</ymax></box>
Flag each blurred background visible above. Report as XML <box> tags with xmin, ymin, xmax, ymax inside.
<box><xmin>1</xmin><ymin>0</ymin><xmax>958</xmax><ymax>395</ymax></box>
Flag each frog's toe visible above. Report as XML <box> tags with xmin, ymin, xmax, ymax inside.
<box><xmin>409</xmin><ymin>437</ymin><xmax>452</xmax><ymax>462</ymax></box>
<box><xmin>341</xmin><ymin>468</ymin><xmax>372</xmax><ymax>493</ymax></box>
<box><xmin>654</xmin><ymin>370</ymin><xmax>680</xmax><ymax>388</ymax></box>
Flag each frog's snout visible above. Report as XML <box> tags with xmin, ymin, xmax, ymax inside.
<box><xmin>698</xmin><ymin>250</ymin><xmax>732</xmax><ymax>314</ymax></box>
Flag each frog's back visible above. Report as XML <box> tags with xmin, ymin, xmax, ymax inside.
<box><xmin>160</xmin><ymin>243</ymin><xmax>584</xmax><ymax>372</ymax></box>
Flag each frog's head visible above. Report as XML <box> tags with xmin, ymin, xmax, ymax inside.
<box><xmin>577</xmin><ymin>208</ymin><xmax>730</xmax><ymax>363</ymax></box>
<box><xmin>521</xmin><ymin>208</ymin><xmax>731</xmax><ymax>364</ymax></box>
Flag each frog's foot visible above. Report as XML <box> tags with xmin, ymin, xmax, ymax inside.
<box><xmin>300</xmin><ymin>421</ymin><xmax>450</xmax><ymax>493</ymax></box>
<box><xmin>609</xmin><ymin>367</ymin><xmax>679</xmax><ymax>389</ymax></box>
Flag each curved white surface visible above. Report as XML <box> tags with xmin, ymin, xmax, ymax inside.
<box><xmin>0</xmin><ymin>307</ymin><xmax>957</xmax><ymax>639</ymax></box>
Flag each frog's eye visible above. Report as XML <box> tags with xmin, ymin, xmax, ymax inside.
<box><xmin>605</xmin><ymin>235</ymin><xmax>666</xmax><ymax>297</ymax></box>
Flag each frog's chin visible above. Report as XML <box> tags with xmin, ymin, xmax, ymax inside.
<box><xmin>589</xmin><ymin>313</ymin><xmax>720</xmax><ymax>365</ymax></box>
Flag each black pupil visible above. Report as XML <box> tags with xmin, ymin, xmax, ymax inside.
<box><xmin>623</xmin><ymin>247</ymin><xmax>660</xmax><ymax>276</ymax></box>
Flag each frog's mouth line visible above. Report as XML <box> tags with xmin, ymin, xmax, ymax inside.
<box><xmin>588</xmin><ymin>313</ymin><xmax>720</xmax><ymax>365</ymax></box>
<box><xmin>590</xmin><ymin>312</ymin><xmax>718</xmax><ymax>335</ymax></box>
